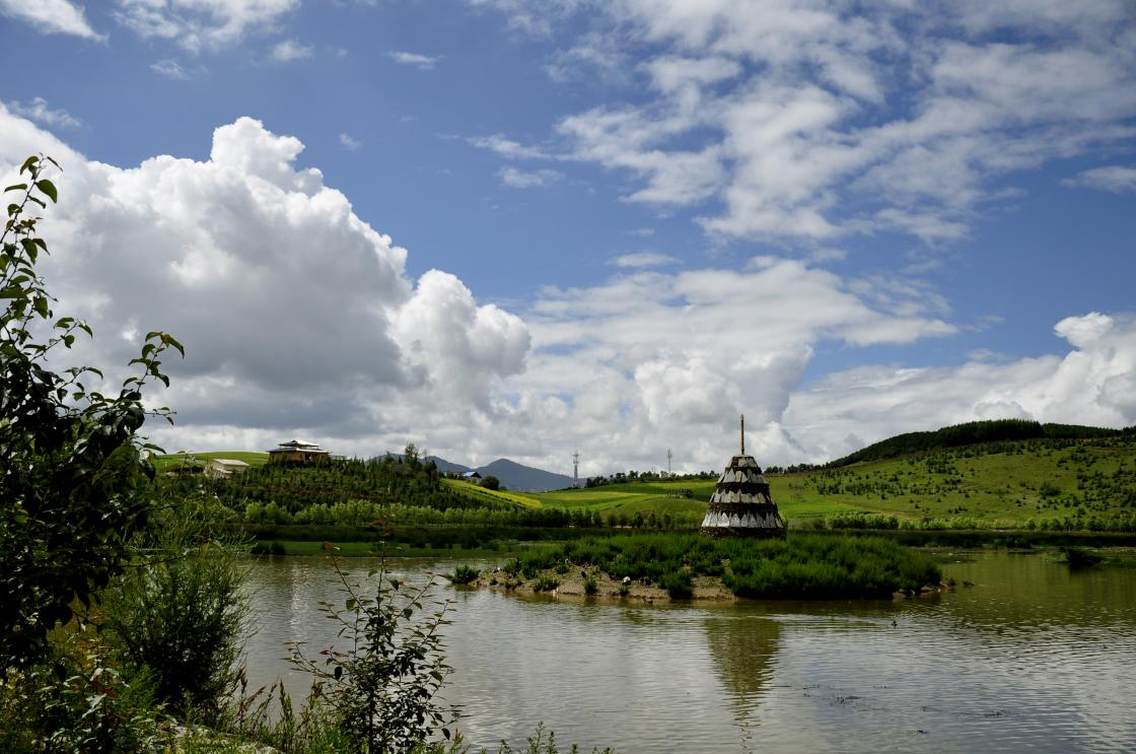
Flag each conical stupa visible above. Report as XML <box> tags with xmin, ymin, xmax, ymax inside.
<box><xmin>700</xmin><ymin>415</ymin><xmax>786</xmax><ymax>538</ymax></box>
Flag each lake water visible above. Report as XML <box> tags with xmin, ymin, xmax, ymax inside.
<box><xmin>243</xmin><ymin>551</ymin><xmax>1136</xmax><ymax>753</ymax></box>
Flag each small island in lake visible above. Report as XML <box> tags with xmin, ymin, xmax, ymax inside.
<box><xmin>457</xmin><ymin>419</ymin><xmax>944</xmax><ymax>603</ymax></box>
<box><xmin>459</xmin><ymin>532</ymin><xmax>944</xmax><ymax>603</ymax></box>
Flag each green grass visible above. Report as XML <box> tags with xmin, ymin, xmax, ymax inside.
<box><xmin>508</xmin><ymin>533</ymin><xmax>942</xmax><ymax>599</ymax></box>
<box><xmin>774</xmin><ymin>437</ymin><xmax>1136</xmax><ymax>527</ymax></box>
<box><xmin>529</xmin><ymin>477</ymin><xmax>852</xmax><ymax>524</ymax></box>
<box><xmin>160</xmin><ymin>436</ymin><xmax>1136</xmax><ymax>532</ymax></box>
<box><xmin>529</xmin><ymin>437</ymin><xmax>1136</xmax><ymax>530</ymax></box>
<box><xmin>249</xmin><ymin>539</ymin><xmax>538</xmax><ymax>558</ymax></box>
<box><xmin>153</xmin><ymin>451</ymin><xmax>269</xmax><ymax>472</ymax></box>
<box><xmin>440</xmin><ymin>478</ymin><xmax>542</xmax><ymax>508</ymax></box>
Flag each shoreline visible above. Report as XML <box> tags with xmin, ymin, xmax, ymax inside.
<box><xmin>471</xmin><ymin>567</ymin><xmax>736</xmax><ymax>603</ymax></box>
<box><xmin>465</xmin><ymin>566</ymin><xmax>954</xmax><ymax>605</ymax></box>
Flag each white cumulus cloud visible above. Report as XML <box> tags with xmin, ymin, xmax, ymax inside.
<box><xmin>0</xmin><ymin>106</ymin><xmax>530</xmax><ymax>456</ymax></box>
<box><xmin>0</xmin><ymin>0</ymin><xmax>102</xmax><ymax>39</ymax></box>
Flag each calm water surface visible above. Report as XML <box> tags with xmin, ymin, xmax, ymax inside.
<box><xmin>243</xmin><ymin>552</ymin><xmax>1136</xmax><ymax>753</ymax></box>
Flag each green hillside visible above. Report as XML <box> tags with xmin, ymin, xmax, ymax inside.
<box><xmin>440</xmin><ymin>478</ymin><xmax>542</xmax><ymax>508</ymax></box>
<box><xmin>151</xmin><ymin>431</ymin><xmax>1136</xmax><ymax>532</ymax></box>
<box><xmin>826</xmin><ymin>419</ymin><xmax>1130</xmax><ymax>467</ymax></box>
<box><xmin>153</xmin><ymin>451</ymin><xmax>269</xmax><ymax>472</ymax></box>
<box><xmin>532</xmin><ymin>435</ymin><xmax>1136</xmax><ymax>531</ymax></box>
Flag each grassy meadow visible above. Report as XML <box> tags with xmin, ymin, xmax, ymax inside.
<box><xmin>441</xmin><ymin>478</ymin><xmax>542</xmax><ymax>508</ymax></box>
<box><xmin>158</xmin><ymin>434</ymin><xmax>1136</xmax><ymax>533</ymax></box>
<box><xmin>153</xmin><ymin>450</ymin><xmax>269</xmax><ymax>472</ymax></box>
<box><xmin>527</xmin><ymin>436</ymin><xmax>1136</xmax><ymax>529</ymax></box>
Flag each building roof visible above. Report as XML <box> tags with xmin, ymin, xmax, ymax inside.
<box><xmin>209</xmin><ymin>459</ymin><xmax>250</xmax><ymax>468</ymax></box>
<box><xmin>275</xmin><ymin>439</ymin><xmax>324</xmax><ymax>450</ymax></box>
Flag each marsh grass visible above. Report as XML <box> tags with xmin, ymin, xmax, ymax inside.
<box><xmin>449</xmin><ymin>564</ymin><xmax>480</xmax><ymax>584</ymax></box>
<box><xmin>508</xmin><ymin>533</ymin><xmax>941</xmax><ymax>599</ymax></box>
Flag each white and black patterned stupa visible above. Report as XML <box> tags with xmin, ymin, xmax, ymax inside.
<box><xmin>700</xmin><ymin>415</ymin><xmax>786</xmax><ymax>538</ymax></box>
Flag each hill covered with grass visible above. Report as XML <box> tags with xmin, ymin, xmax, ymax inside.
<box><xmin>154</xmin><ymin>422</ymin><xmax>1136</xmax><ymax>533</ymax></box>
<box><xmin>824</xmin><ymin>419</ymin><xmax>1131</xmax><ymax>468</ymax></box>
<box><xmin>153</xmin><ymin>450</ymin><xmax>269</xmax><ymax>472</ymax></box>
<box><xmin>531</xmin><ymin>433</ymin><xmax>1136</xmax><ymax>531</ymax></box>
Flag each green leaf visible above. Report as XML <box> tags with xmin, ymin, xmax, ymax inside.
<box><xmin>34</xmin><ymin>296</ymin><xmax>49</xmax><ymax>318</ymax></box>
<box><xmin>165</xmin><ymin>334</ymin><xmax>185</xmax><ymax>356</ymax></box>
<box><xmin>4</xmin><ymin>184</ymin><xmax>27</xmax><ymax>193</ymax></box>
<box><xmin>35</xmin><ymin>179</ymin><xmax>58</xmax><ymax>203</ymax></box>
<box><xmin>19</xmin><ymin>155</ymin><xmax>38</xmax><ymax>174</ymax></box>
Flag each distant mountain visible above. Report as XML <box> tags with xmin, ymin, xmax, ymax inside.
<box><xmin>474</xmin><ymin>458</ymin><xmax>574</xmax><ymax>492</ymax></box>
<box><xmin>424</xmin><ymin>456</ymin><xmax>471</xmax><ymax>475</ymax></box>
<box><xmin>382</xmin><ymin>452</ymin><xmax>573</xmax><ymax>492</ymax></box>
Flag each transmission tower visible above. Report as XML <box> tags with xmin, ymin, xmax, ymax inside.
<box><xmin>666</xmin><ymin>448</ymin><xmax>672</xmax><ymax>476</ymax></box>
<box><xmin>572</xmin><ymin>451</ymin><xmax>580</xmax><ymax>487</ymax></box>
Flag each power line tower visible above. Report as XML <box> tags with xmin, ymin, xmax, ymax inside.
<box><xmin>572</xmin><ymin>451</ymin><xmax>580</xmax><ymax>487</ymax></box>
<box><xmin>666</xmin><ymin>448</ymin><xmax>672</xmax><ymax>477</ymax></box>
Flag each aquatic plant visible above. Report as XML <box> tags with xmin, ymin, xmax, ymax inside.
<box><xmin>532</xmin><ymin>576</ymin><xmax>560</xmax><ymax>593</ymax></box>
<box><xmin>512</xmin><ymin>533</ymin><xmax>940</xmax><ymax>600</ymax></box>
<box><xmin>448</xmin><ymin>565</ymin><xmax>479</xmax><ymax>585</ymax></box>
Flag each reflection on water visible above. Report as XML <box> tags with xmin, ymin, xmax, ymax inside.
<box><xmin>243</xmin><ymin>553</ymin><xmax>1136</xmax><ymax>753</ymax></box>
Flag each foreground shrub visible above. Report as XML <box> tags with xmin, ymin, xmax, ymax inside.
<box><xmin>101</xmin><ymin>500</ymin><xmax>249</xmax><ymax>721</ymax></box>
<box><xmin>0</xmin><ymin>626</ymin><xmax>164</xmax><ymax>753</ymax></box>
<box><xmin>0</xmin><ymin>159</ymin><xmax>182</xmax><ymax>671</ymax></box>
<box><xmin>289</xmin><ymin>558</ymin><xmax>456</xmax><ymax>753</ymax></box>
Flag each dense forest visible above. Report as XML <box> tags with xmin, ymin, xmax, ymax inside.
<box><xmin>161</xmin><ymin>451</ymin><xmax>510</xmax><ymax>513</ymax></box>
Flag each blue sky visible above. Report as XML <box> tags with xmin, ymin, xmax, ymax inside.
<box><xmin>1</xmin><ymin>0</ymin><xmax>1134</xmax><ymax>472</ymax></box>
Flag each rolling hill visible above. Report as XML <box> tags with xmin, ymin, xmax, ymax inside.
<box><xmin>530</xmin><ymin>432</ymin><xmax>1136</xmax><ymax>530</ymax></box>
<box><xmin>153</xmin><ymin>450</ymin><xmax>269</xmax><ymax>472</ymax></box>
<box><xmin>153</xmin><ymin>421</ymin><xmax>1136</xmax><ymax>531</ymax></box>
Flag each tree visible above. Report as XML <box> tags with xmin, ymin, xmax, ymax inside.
<box><xmin>288</xmin><ymin>557</ymin><xmax>455</xmax><ymax>753</ymax></box>
<box><xmin>0</xmin><ymin>155</ymin><xmax>182</xmax><ymax>670</ymax></box>
<box><xmin>479</xmin><ymin>475</ymin><xmax>500</xmax><ymax>491</ymax></box>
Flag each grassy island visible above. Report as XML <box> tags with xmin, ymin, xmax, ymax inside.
<box><xmin>472</xmin><ymin>533</ymin><xmax>942</xmax><ymax>601</ymax></box>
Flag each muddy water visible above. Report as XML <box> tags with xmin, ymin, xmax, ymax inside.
<box><xmin>243</xmin><ymin>551</ymin><xmax>1136</xmax><ymax>753</ymax></box>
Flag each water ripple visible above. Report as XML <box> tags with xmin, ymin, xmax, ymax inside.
<box><xmin>242</xmin><ymin>553</ymin><xmax>1136</xmax><ymax>753</ymax></box>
